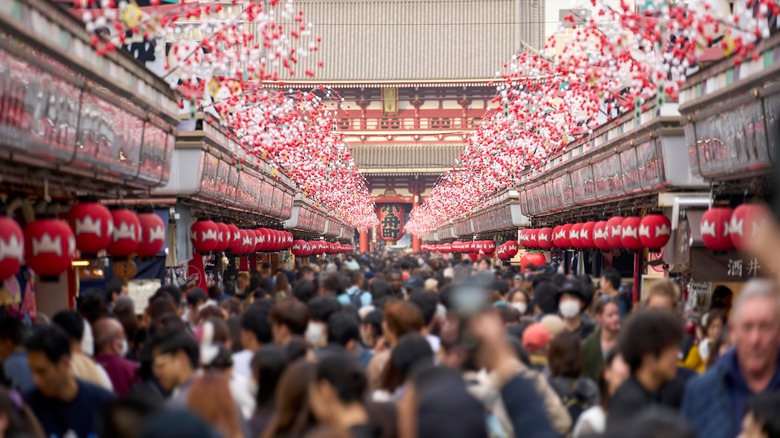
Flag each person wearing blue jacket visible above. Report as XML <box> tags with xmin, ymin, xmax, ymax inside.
<box><xmin>681</xmin><ymin>280</ymin><xmax>780</xmax><ymax>438</ymax></box>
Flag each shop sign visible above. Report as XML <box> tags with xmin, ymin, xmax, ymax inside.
<box><xmin>690</xmin><ymin>247</ymin><xmax>775</xmax><ymax>282</ymax></box>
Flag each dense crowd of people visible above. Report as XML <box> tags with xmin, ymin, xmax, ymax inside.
<box><xmin>1</xmin><ymin>252</ymin><xmax>780</xmax><ymax>438</ymax></box>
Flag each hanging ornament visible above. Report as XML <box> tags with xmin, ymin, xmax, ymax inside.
<box><xmin>68</xmin><ymin>202</ymin><xmax>113</xmax><ymax>256</ymax></box>
<box><xmin>24</xmin><ymin>218</ymin><xmax>75</xmax><ymax>278</ymax></box>
<box><xmin>701</xmin><ymin>208</ymin><xmax>734</xmax><ymax>252</ymax></box>
<box><xmin>109</xmin><ymin>209</ymin><xmax>141</xmax><ymax>258</ymax></box>
<box><xmin>137</xmin><ymin>212</ymin><xmax>166</xmax><ymax>258</ymax></box>
<box><xmin>620</xmin><ymin>216</ymin><xmax>644</xmax><ymax>251</ymax></box>
<box><xmin>0</xmin><ymin>217</ymin><xmax>24</xmax><ymax>280</ymax></box>
<box><xmin>191</xmin><ymin>220</ymin><xmax>220</xmax><ymax>253</ymax></box>
<box><xmin>639</xmin><ymin>214</ymin><xmax>672</xmax><ymax>250</ymax></box>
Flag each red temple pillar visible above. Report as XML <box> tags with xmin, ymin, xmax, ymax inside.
<box><xmin>412</xmin><ymin>193</ymin><xmax>421</xmax><ymax>253</ymax></box>
<box><xmin>360</xmin><ymin>229</ymin><xmax>370</xmax><ymax>253</ymax></box>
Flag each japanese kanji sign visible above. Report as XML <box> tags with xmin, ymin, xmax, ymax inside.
<box><xmin>376</xmin><ymin>204</ymin><xmax>406</xmax><ymax>243</ymax></box>
<box><xmin>691</xmin><ymin>247</ymin><xmax>774</xmax><ymax>282</ymax></box>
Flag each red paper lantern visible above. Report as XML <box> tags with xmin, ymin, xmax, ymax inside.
<box><xmin>24</xmin><ymin>218</ymin><xmax>75</xmax><ymax>277</ymax></box>
<box><xmin>285</xmin><ymin>232</ymin><xmax>294</xmax><ymax>249</ymax></box>
<box><xmin>701</xmin><ymin>208</ymin><xmax>734</xmax><ymax>252</ymax></box>
<box><xmin>291</xmin><ymin>240</ymin><xmax>306</xmax><ymax>256</ymax></box>
<box><xmin>620</xmin><ymin>216</ymin><xmax>644</xmax><ymax>251</ymax></box>
<box><xmin>606</xmin><ymin>216</ymin><xmax>625</xmax><ymax>249</ymax></box>
<box><xmin>191</xmin><ymin>220</ymin><xmax>219</xmax><ymax>253</ymax></box>
<box><xmin>226</xmin><ymin>224</ymin><xmax>241</xmax><ymax>253</ymax></box>
<box><xmin>527</xmin><ymin>229</ymin><xmax>539</xmax><ymax>249</ymax></box>
<box><xmin>440</xmin><ymin>243</ymin><xmax>452</xmax><ymax>254</ymax></box>
<box><xmin>109</xmin><ymin>209</ymin><xmax>141</xmax><ymax>257</ymax></box>
<box><xmin>251</xmin><ymin>229</ymin><xmax>264</xmax><ymax>252</ymax></box>
<box><xmin>552</xmin><ymin>226</ymin><xmax>563</xmax><ymax>247</ymax></box>
<box><xmin>238</xmin><ymin>230</ymin><xmax>252</xmax><ymax>255</ymax></box>
<box><xmin>497</xmin><ymin>241</ymin><xmax>519</xmax><ymax>259</ymax></box>
<box><xmin>730</xmin><ymin>204</ymin><xmax>767</xmax><ymax>251</ymax></box>
<box><xmin>537</xmin><ymin>227</ymin><xmax>554</xmax><ymax>249</ymax></box>
<box><xmin>0</xmin><ymin>217</ymin><xmax>24</xmax><ymax>280</ymax></box>
<box><xmin>520</xmin><ymin>251</ymin><xmax>547</xmax><ymax>271</ymax></box>
<box><xmin>570</xmin><ymin>223</ymin><xmax>583</xmax><ymax>249</ymax></box>
<box><xmin>580</xmin><ymin>222</ymin><xmax>596</xmax><ymax>249</ymax></box>
<box><xmin>245</xmin><ymin>230</ymin><xmax>257</xmax><ymax>253</ymax></box>
<box><xmin>69</xmin><ymin>202</ymin><xmax>113</xmax><ymax>256</ymax></box>
<box><xmin>593</xmin><ymin>221</ymin><xmax>610</xmax><ymax>251</ymax></box>
<box><xmin>215</xmin><ymin>223</ymin><xmax>230</xmax><ymax>252</ymax></box>
<box><xmin>137</xmin><ymin>213</ymin><xmax>166</xmax><ymax>258</ymax></box>
<box><xmin>639</xmin><ymin>214</ymin><xmax>672</xmax><ymax>250</ymax></box>
<box><xmin>557</xmin><ymin>224</ymin><xmax>573</xmax><ymax>248</ymax></box>
<box><xmin>483</xmin><ymin>241</ymin><xmax>496</xmax><ymax>255</ymax></box>
<box><xmin>301</xmin><ymin>241</ymin><xmax>313</xmax><ymax>257</ymax></box>
<box><xmin>467</xmin><ymin>253</ymin><xmax>479</xmax><ymax>262</ymax></box>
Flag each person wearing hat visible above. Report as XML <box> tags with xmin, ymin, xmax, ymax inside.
<box><xmin>558</xmin><ymin>280</ymin><xmax>596</xmax><ymax>340</ymax></box>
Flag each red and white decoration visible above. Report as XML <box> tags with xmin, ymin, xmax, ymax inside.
<box><xmin>606</xmin><ymin>217</ymin><xmax>625</xmax><ymax>250</ymax></box>
<box><xmin>497</xmin><ymin>241</ymin><xmax>519</xmax><ymax>260</ymax></box>
<box><xmin>593</xmin><ymin>221</ymin><xmax>610</xmax><ymax>251</ymax></box>
<box><xmin>0</xmin><ymin>217</ymin><xmax>24</xmax><ymax>280</ymax></box>
<box><xmin>620</xmin><ymin>216</ymin><xmax>643</xmax><ymax>251</ymax></box>
<box><xmin>191</xmin><ymin>220</ymin><xmax>220</xmax><ymax>253</ymax></box>
<box><xmin>701</xmin><ymin>207</ymin><xmax>734</xmax><ymax>252</ymax></box>
<box><xmin>729</xmin><ymin>204</ymin><xmax>767</xmax><ymax>251</ymax></box>
<box><xmin>214</xmin><ymin>223</ymin><xmax>231</xmax><ymax>252</ymax></box>
<box><xmin>639</xmin><ymin>214</ymin><xmax>672</xmax><ymax>250</ymax></box>
<box><xmin>109</xmin><ymin>209</ymin><xmax>141</xmax><ymax>258</ymax></box>
<box><xmin>24</xmin><ymin>218</ymin><xmax>76</xmax><ymax>277</ymax></box>
<box><xmin>137</xmin><ymin>212</ymin><xmax>166</xmax><ymax>258</ymax></box>
<box><xmin>69</xmin><ymin>202</ymin><xmax>113</xmax><ymax>256</ymax></box>
<box><xmin>580</xmin><ymin>222</ymin><xmax>596</xmax><ymax>249</ymax></box>
<box><xmin>537</xmin><ymin>228</ymin><xmax>554</xmax><ymax>250</ymax></box>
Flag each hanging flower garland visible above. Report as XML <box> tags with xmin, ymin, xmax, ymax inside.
<box><xmin>79</xmin><ymin>0</ymin><xmax>378</xmax><ymax>229</ymax></box>
<box><xmin>406</xmin><ymin>0</ymin><xmax>777</xmax><ymax>235</ymax></box>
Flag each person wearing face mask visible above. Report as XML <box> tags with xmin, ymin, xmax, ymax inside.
<box><xmin>94</xmin><ymin>317</ymin><xmax>140</xmax><ymax>398</ymax></box>
<box><xmin>507</xmin><ymin>289</ymin><xmax>531</xmax><ymax>317</ymax></box>
<box><xmin>557</xmin><ymin>280</ymin><xmax>596</xmax><ymax>340</ymax></box>
<box><xmin>307</xmin><ymin>297</ymin><xmax>342</xmax><ymax>350</ymax></box>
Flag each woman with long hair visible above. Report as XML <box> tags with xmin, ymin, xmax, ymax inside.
<box><xmin>274</xmin><ymin>272</ymin><xmax>292</xmax><ymax>299</ymax></box>
<box><xmin>249</xmin><ymin>346</ymin><xmax>289</xmax><ymax>438</ymax></box>
<box><xmin>262</xmin><ymin>360</ymin><xmax>318</xmax><ymax>438</ymax></box>
<box><xmin>187</xmin><ymin>372</ymin><xmax>243</xmax><ymax>438</ymax></box>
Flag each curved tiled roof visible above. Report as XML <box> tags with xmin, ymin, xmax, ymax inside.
<box><xmin>285</xmin><ymin>0</ymin><xmax>544</xmax><ymax>81</ymax></box>
<box><xmin>351</xmin><ymin>143</ymin><xmax>464</xmax><ymax>171</ymax></box>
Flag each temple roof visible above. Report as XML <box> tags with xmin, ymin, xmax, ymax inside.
<box><xmin>351</xmin><ymin>143</ymin><xmax>464</xmax><ymax>173</ymax></box>
<box><xmin>287</xmin><ymin>0</ymin><xmax>527</xmax><ymax>82</ymax></box>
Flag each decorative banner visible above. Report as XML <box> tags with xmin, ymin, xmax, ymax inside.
<box><xmin>376</xmin><ymin>204</ymin><xmax>406</xmax><ymax>243</ymax></box>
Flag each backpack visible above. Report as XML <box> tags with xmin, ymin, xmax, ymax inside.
<box><xmin>550</xmin><ymin>377</ymin><xmax>597</xmax><ymax>424</ymax></box>
<box><xmin>348</xmin><ymin>288</ymin><xmax>369</xmax><ymax>308</ymax></box>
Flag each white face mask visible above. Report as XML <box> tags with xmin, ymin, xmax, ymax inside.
<box><xmin>511</xmin><ymin>302</ymin><xmax>527</xmax><ymax>315</ymax></box>
<box><xmin>305</xmin><ymin>323</ymin><xmax>326</xmax><ymax>348</ymax></box>
<box><xmin>120</xmin><ymin>339</ymin><xmax>129</xmax><ymax>357</ymax></box>
<box><xmin>559</xmin><ymin>300</ymin><xmax>581</xmax><ymax>318</ymax></box>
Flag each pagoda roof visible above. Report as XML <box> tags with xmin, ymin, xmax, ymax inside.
<box><xmin>286</xmin><ymin>0</ymin><xmax>523</xmax><ymax>82</ymax></box>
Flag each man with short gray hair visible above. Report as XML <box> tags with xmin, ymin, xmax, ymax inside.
<box><xmin>681</xmin><ymin>279</ymin><xmax>780</xmax><ymax>438</ymax></box>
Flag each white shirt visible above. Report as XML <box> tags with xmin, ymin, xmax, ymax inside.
<box><xmin>426</xmin><ymin>335</ymin><xmax>441</xmax><ymax>354</ymax></box>
<box><xmin>573</xmin><ymin>406</ymin><xmax>606</xmax><ymax>438</ymax></box>
<box><xmin>232</xmin><ymin>350</ymin><xmax>254</xmax><ymax>379</ymax></box>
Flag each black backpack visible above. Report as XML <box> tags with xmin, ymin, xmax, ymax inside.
<box><xmin>550</xmin><ymin>377</ymin><xmax>598</xmax><ymax>423</ymax></box>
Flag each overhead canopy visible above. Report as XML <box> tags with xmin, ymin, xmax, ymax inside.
<box><xmin>287</xmin><ymin>0</ymin><xmax>537</xmax><ymax>82</ymax></box>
